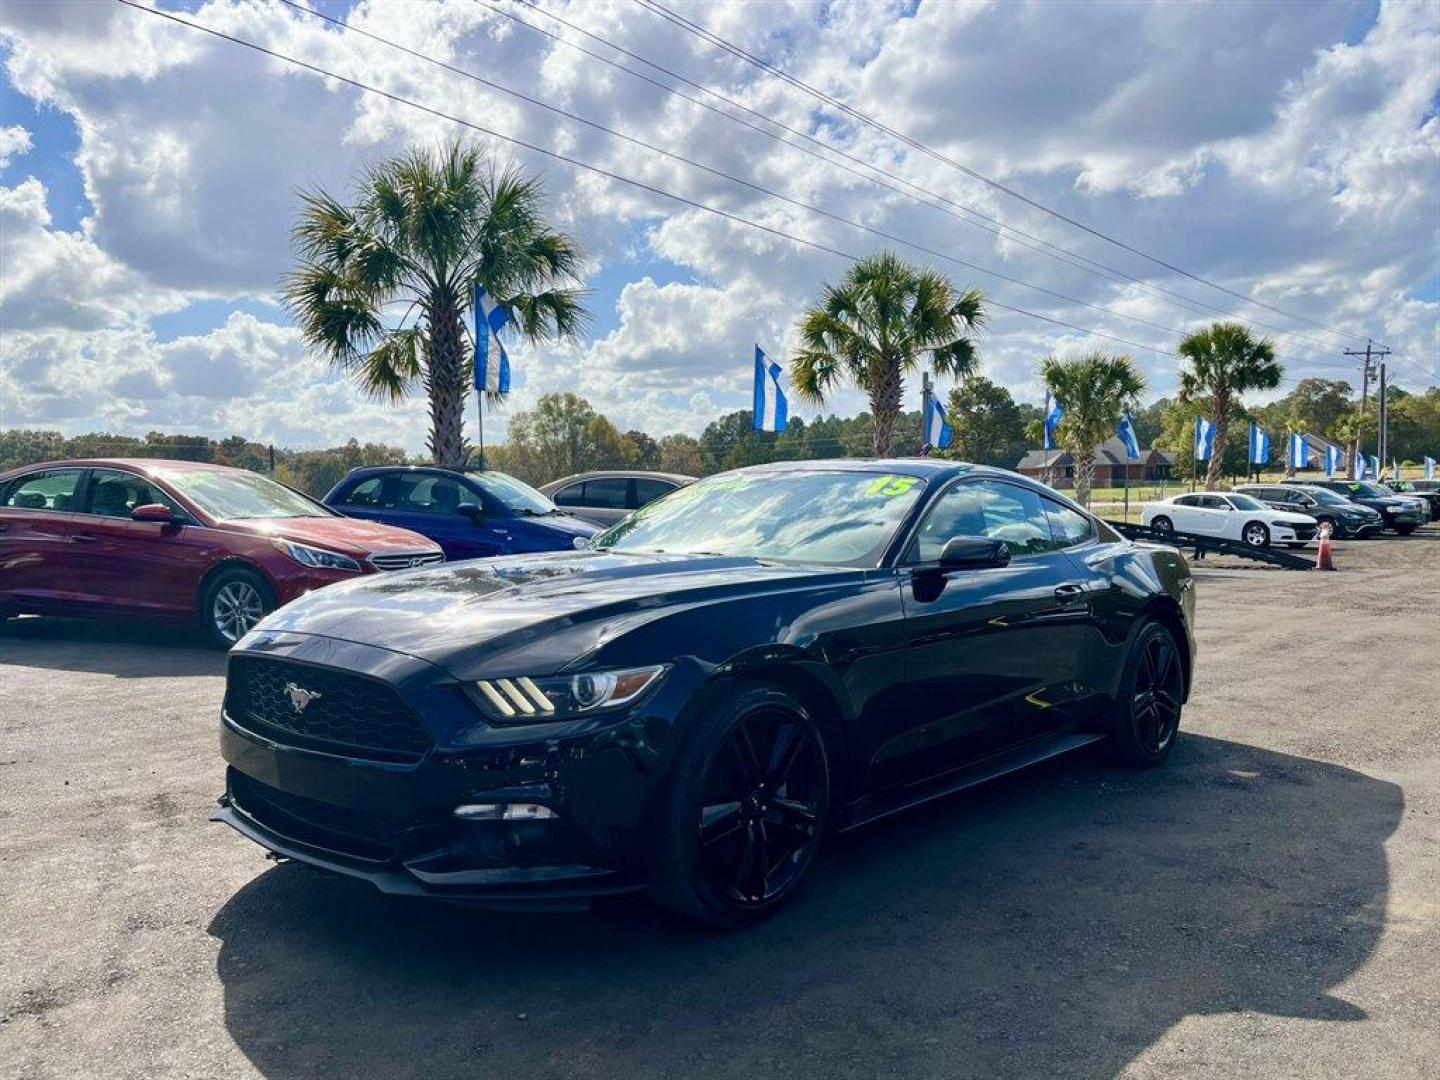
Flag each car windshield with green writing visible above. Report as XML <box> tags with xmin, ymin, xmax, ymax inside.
<box><xmin>594</xmin><ymin>469</ymin><xmax>927</xmax><ymax>566</ymax></box>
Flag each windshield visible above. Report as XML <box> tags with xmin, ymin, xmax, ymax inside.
<box><xmin>1227</xmin><ymin>494</ymin><xmax>1267</xmax><ymax>511</ymax></box>
<box><xmin>160</xmin><ymin>468</ymin><xmax>331</xmax><ymax>520</ymax></box>
<box><xmin>1349</xmin><ymin>482</ymin><xmax>1391</xmax><ymax>499</ymax></box>
<box><xmin>595</xmin><ymin>469</ymin><xmax>927</xmax><ymax>566</ymax></box>
<box><xmin>472</xmin><ymin>470</ymin><xmax>556</xmax><ymax>514</ymax></box>
<box><xmin>1304</xmin><ymin>488</ymin><xmax>1349</xmax><ymax>507</ymax></box>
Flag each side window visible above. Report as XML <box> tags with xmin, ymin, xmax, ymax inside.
<box><xmin>632</xmin><ymin>477</ymin><xmax>674</xmax><ymax>508</ymax></box>
<box><xmin>1044</xmin><ymin>498</ymin><xmax>1094</xmax><ymax>548</ymax></box>
<box><xmin>581</xmin><ymin>477</ymin><xmax>629</xmax><ymax>510</ymax></box>
<box><xmin>85</xmin><ymin>469</ymin><xmax>180</xmax><ymax>518</ymax></box>
<box><xmin>2</xmin><ymin>469</ymin><xmax>84</xmax><ymax>512</ymax></box>
<box><xmin>395</xmin><ymin>474</ymin><xmax>467</xmax><ymax>514</ymax></box>
<box><xmin>342</xmin><ymin>476</ymin><xmax>386</xmax><ymax>508</ymax></box>
<box><xmin>552</xmin><ymin>483</ymin><xmax>586</xmax><ymax>508</ymax></box>
<box><xmin>1174</xmin><ymin>495</ymin><xmax>1199</xmax><ymax>507</ymax></box>
<box><xmin>1201</xmin><ymin>496</ymin><xmax>1228</xmax><ymax>510</ymax></box>
<box><xmin>908</xmin><ymin>480</ymin><xmax>1056</xmax><ymax>562</ymax></box>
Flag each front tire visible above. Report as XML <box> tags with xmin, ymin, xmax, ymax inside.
<box><xmin>1150</xmin><ymin>515</ymin><xmax>1174</xmax><ymax>535</ymax></box>
<box><xmin>200</xmin><ymin>567</ymin><xmax>273</xmax><ymax>649</ymax></box>
<box><xmin>1109</xmin><ymin>621</ymin><xmax>1184</xmax><ymax>768</ymax></box>
<box><xmin>1395</xmin><ymin>524</ymin><xmax>1417</xmax><ymax>536</ymax></box>
<box><xmin>649</xmin><ymin>684</ymin><xmax>830</xmax><ymax>929</ymax></box>
<box><xmin>1242</xmin><ymin>521</ymin><xmax>1270</xmax><ymax>547</ymax></box>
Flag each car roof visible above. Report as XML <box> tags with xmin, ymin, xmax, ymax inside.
<box><xmin>541</xmin><ymin>470</ymin><xmax>696</xmax><ymax>489</ymax></box>
<box><xmin>728</xmin><ymin>457</ymin><xmax>980</xmax><ymax>480</ymax></box>
<box><xmin>0</xmin><ymin>457</ymin><xmax>247</xmax><ymax>480</ymax></box>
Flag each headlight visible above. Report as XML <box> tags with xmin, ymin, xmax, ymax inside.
<box><xmin>272</xmin><ymin>538</ymin><xmax>362</xmax><ymax>572</ymax></box>
<box><xmin>472</xmin><ymin>664</ymin><xmax>668</xmax><ymax>721</ymax></box>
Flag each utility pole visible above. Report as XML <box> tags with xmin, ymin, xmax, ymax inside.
<box><xmin>1377</xmin><ymin>362</ymin><xmax>1387</xmax><ymax>477</ymax></box>
<box><xmin>1343</xmin><ymin>343</ymin><xmax>1389</xmax><ymax>479</ymax></box>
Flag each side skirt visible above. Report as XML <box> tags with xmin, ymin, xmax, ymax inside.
<box><xmin>838</xmin><ymin>731</ymin><xmax>1108</xmax><ymax>834</ymax></box>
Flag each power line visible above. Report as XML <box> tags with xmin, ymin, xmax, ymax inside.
<box><xmin>632</xmin><ymin>0</ymin><xmax>1383</xmax><ymax>349</ymax></box>
<box><xmin>495</xmin><ymin>0</ymin><xmax>1356</xmax><ymax>359</ymax></box>
<box><xmin>111</xmin><ymin>0</ymin><xmax>1426</xmax><ymax>400</ymax></box>
<box><xmin>113</xmin><ymin>0</ymin><xmax>1181</xmax><ymax>363</ymax></box>
<box><xmin>277</xmin><ymin>0</ymin><xmax>1239</xmax><ymax>352</ymax></box>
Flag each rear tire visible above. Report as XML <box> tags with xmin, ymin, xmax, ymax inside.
<box><xmin>1150</xmin><ymin>515</ymin><xmax>1174</xmax><ymax>535</ymax></box>
<box><xmin>1395</xmin><ymin>524</ymin><xmax>1417</xmax><ymax>536</ymax></box>
<box><xmin>199</xmin><ymin>567</ymin><xmax>273</xmax><ymax>649</ymax></box>
<box><xmin>649</xmin><ymin>684</ymin><xmax>830</xmax><ymax>929</ymax></box>
<box><xmin>1109</xmin><ymin>621</ymin><xmax>1184</xmax><ymax>769</ymax></box>
<box><xmin>1242</xmin><ymin>521</ymin><xmax>1270</xmax><ymax>547</ymax></box>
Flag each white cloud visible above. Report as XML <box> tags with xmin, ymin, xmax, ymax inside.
<box><xmin>0</xmin><ymin>0</ymin><xmax>1435</xmax><ymax>453</ymax></box>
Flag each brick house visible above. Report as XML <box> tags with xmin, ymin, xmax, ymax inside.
<box><xmin>1014</xmin><ymin>438</ymin><xmax>1176</xmax><ymax>489</ymax></box>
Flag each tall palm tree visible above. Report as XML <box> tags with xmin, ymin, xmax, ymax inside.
<box><xmin>1038</xmin><ymin>352</ymin><xmax>1146</xmax><ymax>508</ymax></box>
<box><xmin>1177</xmin><ymin>322</ymin><xmax>1281</xmax><ymax>490</ymax></box>
<box><xmin>283</xmin><ymin>143</ymin><xmax>586</xmax><ymax>467</ymax></box>
<box><xmin>792</xmin><ymin>252</ymin><xmax>984</xmax><ymax>457</ymax></box>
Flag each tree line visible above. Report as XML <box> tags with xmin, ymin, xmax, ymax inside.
<box><xmin>7</xmin><ymin>379</ymin><xmax>1430</xmax><ymax>499</ymax></box>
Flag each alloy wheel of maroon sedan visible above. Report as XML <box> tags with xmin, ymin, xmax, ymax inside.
<box><xmin>0</xmin><ymin>459</ymin><xmax>444</xmax><ymax>648</ymax></box>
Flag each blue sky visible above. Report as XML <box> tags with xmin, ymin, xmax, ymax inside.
<box><xmin>1</xmin><ymin>0</ymin><xmax>1436</xmax><ymax>454</ymax></box>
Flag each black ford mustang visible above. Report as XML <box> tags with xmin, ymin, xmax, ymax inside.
<box><xmin>215</xmin><ymin>460</ymin><xmax>1196</xmax><ymax>927</ymax></box>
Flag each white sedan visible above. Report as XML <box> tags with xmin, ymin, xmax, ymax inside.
<box><xmin>1141</xmin><ymin>492</ymin><xmax>1318</xmax><ymax>548</ymax></box>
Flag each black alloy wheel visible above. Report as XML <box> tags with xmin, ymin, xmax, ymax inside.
<box><xmin>1111</xmin><ymin>622</ymin><xmax>1184</xmax><ymax>768</ymax></box>
<box><xmin>1150</xmin><ymin>515</ymin><xmax>1174</xmax><ymax>535</ymax></box>
<box><xmin>651</xmin><ymin>684</ymin><xmax>829</xmax><ymax>927</ymax></box>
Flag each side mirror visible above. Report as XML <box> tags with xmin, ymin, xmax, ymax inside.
<box><xmin>455</xmin><ymin>501</ymin><xmax>484</xmax><ymax>522</ymax></box>
<box><xmin>938</xmin><ymin>535</ymin><xmax>1011</xmax><ymax>570</ymax></box>
<box><xmin>131</xmin><ymin>503</ymin><xmax>175</xmax><ymax>523</ymax></box>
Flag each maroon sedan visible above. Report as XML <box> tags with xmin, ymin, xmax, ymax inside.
<box><xmin>0</xmin><ymin>459</ymin><xmax>443</xmax><ymax>646</ymax></box>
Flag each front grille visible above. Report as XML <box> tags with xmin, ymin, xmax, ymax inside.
<box><xmin>229</xmin><ymin>769</ymin><xmax>407</xmax><ymax>861</ymax></box>
<box><xmin>1290</xmin><ymin>523</ymin><xmax>1317</xmax><ymax>540</ymax></box>
<box><xmin>226</xmin><ymin>655</ymin><xmax>432</xmax><ymax>763</ymax></box>
<box><xmin>369</xmin><ymin>550</ymin><xmax>444</xmax><ymax>571</ymax></box>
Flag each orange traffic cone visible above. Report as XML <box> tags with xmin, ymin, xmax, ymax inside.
<box><xmin>1316</xmin><ymin>522</ymin><xmax>1336</xmax><ymax>571</ymax></box>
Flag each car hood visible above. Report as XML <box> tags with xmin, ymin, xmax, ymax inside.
<box><xmin>221</xmin><ymin>516</ymin><xmax>440</xmax><ymax>555</ymax></box>
<box><xmin>247</xmin><ymin>549</ymin><xmax>857</xmax><ymax>668</ymax></box>
<box><xmin>1265</xmin><ymin>510</ymin><xmax>1316</xmax><ymax>525</ymax></box>
<box><xmin>512</xmin><ymin>511</ymin><xmax>601</xmax><ymax>537</ymax></box>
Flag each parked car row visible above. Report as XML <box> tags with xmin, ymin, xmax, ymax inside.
<box><xmin>1384</xmin><ymin>479</ymin><xmax>1440</xmax><ymax>522</ymax></box>
<box><xmin>0</xmin><ymin>459</ymin><xmax>697</xmax><ymax>645</ymax></box>
<box><xmin>1139</xmin><ymin>478</ymin><xmax>1429</xmax><ymax>547</ymax></box>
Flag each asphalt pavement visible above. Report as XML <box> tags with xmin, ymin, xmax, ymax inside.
<box><xmin>1</xmin><ymin>528</ymin><xmax>1437</xmax><ymax>1079</ymax></box>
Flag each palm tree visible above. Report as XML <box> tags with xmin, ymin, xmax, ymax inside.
<box><xmin>283</xmin><ymin>143</ymin><xmax>586</xmax><ymax>467</ymax></box>
<box><xmin>1177</xmin><ymin>322</ymin><xmax>1281</xmax><ymax>491</ymax></box>
<box><xmin>1037</xmin><ymin>352</ymin><xmax>1146</xmax><ymax>508</ymax></box>
<box><xmin>792</xmin><ymin>252</ymin><xmax>985</xmax><ymax>457</ymax></box>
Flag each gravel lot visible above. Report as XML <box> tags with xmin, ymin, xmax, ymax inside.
<box><xmin>2</xmin><ymin>528</ymin><xmax>1437</xmax><ymax>1079</ymax></box>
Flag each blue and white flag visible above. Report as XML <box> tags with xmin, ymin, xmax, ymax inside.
<box><xmin>1194</xmin><ymin>416</ymin><xmax>1216</xmax><ymax>462</ymax></box>
<box><xmin>752</xmin><ymin>346</ymin><xmax>788</xmax><ymax>433</ymax></box>
<box><xmin>1392</xmin><ymin>459</ymin><xmax>1400</xmax><ymax>482</ymax></box>
<box><xmin>1325</xmin><ymin>443</ymin><xmax>1344</xmax><ymax>476</ymax></box>
<box><xmin>1117</xmin><ymin>411</ymin><xmax>1140</xmax><ymax>460</ymax></box>
<box><xmin>1248</xmin><ymin>422</ymin><xmax>1271</xmax><ymax>466</ymax></box>
<box><xmin>1043</xmin><ymin>393</ymin><xmax>1065</xmax><ymax>451</ymax></box>
<box><xmin>1354</xmin><ymin>452</ymin><xmax>1368</xmax><ymax>480</ymax></box>
<box><xmin>925</xmin><ymin>395</ymin><xmax>953</xmax><ymax>450</ymax></box>
<box><xmin>473</xmin><ymin>284</ymin><xmax>511</xmax><ymax>394</ymax></box>
<box><xmin>1288</xmin><ymin>432</ymin><xmax>1309</xmax><ymax>471</ymax></box>
<box><xmin>1370</xmin><ymin>455</ymin><xmax>1381</xmax><ymax>482</ymax></box>
<box><xmin>1426</xmin><ymin>456</ymin><xmax>1436</xmax><ymax>481</ymax></box>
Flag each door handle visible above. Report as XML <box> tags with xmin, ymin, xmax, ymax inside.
<box><xmin>71</xmin><ymin>533</ymin><xmax>99</xmax><ymax>543</ymax></box>
<box><xmin>1053</xmin><ymin>583</ymin><xmax>1086</xmax><ymax>602</ymax></box>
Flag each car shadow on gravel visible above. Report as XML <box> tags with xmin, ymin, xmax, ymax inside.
<box><xmin>207</xmin><ymin>734</ymin><xmax>1400</xmax><ymax>1079</ymax></box>
<box><xmin>0</xmin><ymin>616</ymin><xmax>224</xmax><ymax>678</ymax></box>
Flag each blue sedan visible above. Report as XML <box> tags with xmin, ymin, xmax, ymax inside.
<box><xmin>324</xmin><ymin>466</ymin><xmax>599</xmax><ymax>561</ymax></box>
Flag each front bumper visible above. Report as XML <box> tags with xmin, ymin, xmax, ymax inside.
<box><xmin>213</xmin><ymin>632</ymin><xmax>698</xmax><ymax>908</ymax></box>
